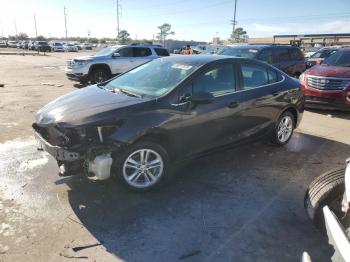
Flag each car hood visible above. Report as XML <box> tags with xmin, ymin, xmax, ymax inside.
<box><xmin>36</xmin><ymin>85</ymin><xmax>150</xmax><ymax>127</ymax></box>
<box><xmin>306</xmin><ymin>65</ymin><xmax>350</xmax><ymax>78</ymax></box>
<box><xmin>73</xmin><ymin>56</ymin><xmax>94</xmax><ymax>61</ymax></box>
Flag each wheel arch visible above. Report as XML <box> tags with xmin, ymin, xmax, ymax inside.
<box><xmin>88</xmin><ymin>63</ymin><xmax>112</xmax><ymax>75</ymax></box>
<box><xmin>133</xmin><ymin>132</ymin><xmax>174</xmax><ymax>160</ymax></box>
<box><xmin>279</xmin><ymin>106</ymin><xmax>298</xmax><ymax>128</ymax></box>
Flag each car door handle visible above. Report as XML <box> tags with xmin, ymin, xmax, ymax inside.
<box><xmin>272</xmin><ymin>91</ymin><xmax>280</xmax><ymax>96</ymax></box>
<box><xmin>228</xmin><ymin>101</ymin><xmax>239</xmax><ymax>108</ymax></box>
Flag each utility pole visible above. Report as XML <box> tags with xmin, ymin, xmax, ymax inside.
<box><xmin>116</xmin><ymin>0</ymin><xmax>120</xmax><ymax>39</ymax></box>
<box><xmin>33</xmin><ymin>14</ymin><xmax>38</xmax><ymax>38</ymax></box>
<box><xmin>64</xmin><ymin>6</ymin><xmax>68</xmax><ymax>43</ymax></box>
<box><xmin>0</xmin><ymin>21</ymin><xmax>4</xmax><ymax>39</ymax></box>
<box><xmin>231</xmin><ymin>0</ymin><xmax>237</xmax><ymax>40</ymax></box>
<box><xmin>14</xmin><ymin>20</ymin><xmax>18</xmax><ymax>37</ymax></box>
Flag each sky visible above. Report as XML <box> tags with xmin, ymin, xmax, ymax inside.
<box><xmin>0</xmin><ymin>0</ymin><xmax>349</xmax><ymax>41</ymax></box>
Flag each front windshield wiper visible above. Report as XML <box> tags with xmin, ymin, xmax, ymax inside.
<box><xmin>114</xmin><ymin>88</ymin><xmax>142</xmax><ymax>98</ymax></box>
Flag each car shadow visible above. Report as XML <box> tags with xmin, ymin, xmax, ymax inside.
<box><xmin>306</xmin><ymin>108</ymin><xmax>350</xmax><ymax>120</ymax></box>
<box><xmin>63</xmin><ymin>132</ymin><xmax>350</xmax><ymax>262</ymax></box>
<box><xmin>73</xmin><ymin>83</ymin><xmax>88</xmax><ymax>89</ymax></box>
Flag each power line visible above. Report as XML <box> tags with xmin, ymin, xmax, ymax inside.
<box><xmin>127</xmin><ymin>0</ymin><xmax>233</xmax><ymax>19</ymax></box>
<box><xmin>172</xmin><ymin>12</ymin><xmax>350</xmax><ymax>28</ymax></box>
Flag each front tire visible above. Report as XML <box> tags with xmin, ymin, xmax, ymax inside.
<box><xmin>271</xmin><ymin>111</ymin><xmax>295</xmax><ymax>145</ymax></box>
<box><xmin>90</xmin><ymin>68</ymin><xmax>110</xmax><ymax>84</ymax></box>
<box><xmin>112</xmin><ymin>141</ymin><xmax>170</xmax><ymax>191</ymax></box>
<box><xmin>304</xmin><ymin>168</ymin><xmax>346</xmax><ymax>235</ymax></box>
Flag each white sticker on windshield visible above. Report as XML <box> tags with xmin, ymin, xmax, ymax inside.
<box><xmin>171</xmin><ymin>64</ymin><xmax>193</xmax><ymax>70</ymax></box>
<box><xmin>249</xmin><ymin>49</ymin><xmax>258</xmax><ymax>53</ymax></box>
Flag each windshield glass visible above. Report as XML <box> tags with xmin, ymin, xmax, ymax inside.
<box><xmin>94</xmin><ymin>47</ymin><xmax>116</xmax><ymax>57</ymax></box>
<box><xmin>104</xmin><ymin>58</ymin><xmax>199</xmax><ymax>97</ymax></box>
<box><xmin>217</xmin><ymin>47</ymin><xmax>259</xmax><ymax>58</ymax></box>
<box><xmin>311</xmin><ymin>49</ymin><xmax>337</xmax><ymax>59</ymax></box>
<box><xmin>54</xmin><ymin>43</ymin><xmax>62</xmax><ymax>46</ymax></box>
<box><xmin>323</xmin><ymin>51</ymin><xmax>350</xmax><ymax>67</ymax></box>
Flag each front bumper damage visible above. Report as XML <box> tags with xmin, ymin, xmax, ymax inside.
<box><xmin>34</xmin><ymin>128</ymin><xmax>119</xmax><ymax>180</ymax></box>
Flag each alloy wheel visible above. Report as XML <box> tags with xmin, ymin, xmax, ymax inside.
<box><xmin>122</xmin><ymin>149</ymin><xmax>164</xmax><ymax>188</ymax></box>
<box><xmin>277</xmin><ymin>115</ymin><xmax>293</xmax><ymax>143</ymax></box>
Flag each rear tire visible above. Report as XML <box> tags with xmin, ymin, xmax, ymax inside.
<box><xmin>271</xmin><ymin>111</ymin><xmax>295</xmax><ymax>146</ymax></box>
<box><xmin>304</xmin><ymin>168</ymin><xmax>346</xmax><ymax>235</ymax></box>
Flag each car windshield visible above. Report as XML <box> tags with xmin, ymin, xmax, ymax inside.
<box><xmin>217</xmin><ymin>47</ymin><xmax>259</xmax><ymax>58</ymax></box>
<box><xmin>104</xmin><ymin>58</ymin><xmax>199</xmax><ymax>97</ymax></box>
<box><xmin>38</xmin><ymin>41</ymin><xmax>48</xmax><ymax>45</ymax></box>
<box><xmin>311</xmin><ymin>49</ymin><xmax>337</xmax><ymax>59</ymax></box>
<box><xmin>94</xmin><ymin>47</ymin><xmax>116</xmax><ymax>57</ymax></box>
<box><xmin>54</xmin><ymin>43</ymin><xmax>62</xmax><ymax>46</ymax></box>
<box><xmin>323</xmin><ymin>51</ymin><xmax>350</xmax><ymax>67</ymax></box>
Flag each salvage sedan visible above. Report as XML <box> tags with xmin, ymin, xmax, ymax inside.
<box><xmin>33</xmin><ymin>56</ymin><xmax>304</xmax><ymax>191</ymax></box>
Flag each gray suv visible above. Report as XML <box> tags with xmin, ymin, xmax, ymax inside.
<box><xmin>65</xmin><ymin>44</ymin><xmax>170</xmax><ymax>84</ymax></box>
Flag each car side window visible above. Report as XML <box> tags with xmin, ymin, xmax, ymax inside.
<box><xmin>241</xmin><ymin>64</ymin><xmax>269</xmax><ymax>89</ymax></box>
<box><xmin>133</xmin><ymin>47</ymin><xmax>152</xmax><ymax>57</ymax></box>
<box><xmin>258</xmin><ymin>48</ymin><xmax>273</xmax><ymax>64</ymax></box>
<box><xmin>118</xmin><ymin>47</ymin><xmax>134</xmax><ymax>57</ymax></box>
<box><xmin>273</xmin><ymin>48</ymin><xmax>290</xmax><ymax>63</ymax></box>
<box><xmin>193</xmin><ymin>63</ymin><xmax>235</xmax><ymax>96</ymax></box>
<box><xmin>154</xmin><ymin>48</ymin><xmax>170</xmax><ymax>56</ymax></box>
<box><xmin>178</xmin><ymin>83</ymin><xmax>193</xmax><ymax>103</ymax></box>
<box><xmin>267</xmin><ymin>69</ymin><xmax>279</xmax><ymax>83</ymax></box>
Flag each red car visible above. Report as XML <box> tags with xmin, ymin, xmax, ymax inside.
<box><xmin>300</xmin><ymin>48</ymin><xmax>350</xmax><ymax>110</ymax></box>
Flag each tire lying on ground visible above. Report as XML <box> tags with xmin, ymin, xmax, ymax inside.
<box><xmin>304</xmin><ymin>167</ymin><xmax>346</xmax><ymax>235</ymax></box>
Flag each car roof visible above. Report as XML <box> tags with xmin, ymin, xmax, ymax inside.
<box><xmin>224</xmin><ymin>44</ymin><xmax>298</xmax><ymax>50</ymax></box>
<box><xmin>156</xmin><ymin>54</ymin><xmax>260</xmax><ymax>66</ymax></box>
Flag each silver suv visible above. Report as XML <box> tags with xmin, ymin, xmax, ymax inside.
<box><xmin>65</xmin><ymin>44</ymin><xmax>170</xmax><ymax>84</ymax></box>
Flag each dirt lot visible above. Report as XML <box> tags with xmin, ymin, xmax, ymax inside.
<box><xmin>0</xmin><ymin>51</ymin><xmax>349</xmax><ymax>262</ymax></box>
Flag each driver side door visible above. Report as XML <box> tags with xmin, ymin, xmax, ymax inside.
<box><xmin>110</xmin><ymin>47</ymin><xmax>135</xmax><ymax>74</ymax></box>
<box><xmin>173</xmin><ymin>62</ymin><xmax>245</xmax><ymax>157</ymax></box>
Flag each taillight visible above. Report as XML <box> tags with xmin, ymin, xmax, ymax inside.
<box><xmin>316</xmin><ymin>60</ymin><xmax>322</xmax><ymax>65</ymax></box>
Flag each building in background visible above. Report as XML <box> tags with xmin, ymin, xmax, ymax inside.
<box><xmin>249</xmin><ymin>33</ymin><xmax>350</xmax><ymax>47</ymax></box>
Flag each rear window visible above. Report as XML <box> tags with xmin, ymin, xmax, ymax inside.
<box><xmin>154</xmin><ymin>48</ymin><xmax>170</xmax><ymax>56</ymax></box>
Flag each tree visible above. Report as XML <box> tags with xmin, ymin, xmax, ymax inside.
<box><xmin>156</xmin><ymin>23</ymin><xmax>174</xmax><ymax>47</ymax></box>
<box><xmin>36</xmin><ymin>35</ymin><xmax>46</xmax><ymax>41</ymax></box>
<box><xmin>230</xmin><ymin>27</ymin><xmax>248</xmax><ymax>43</ymax></box>
<box><xmin>90</xmin><ymin>37</ymin><xmax>99</xmax><ymax>44</ymax></box>
<box><xmin>17</xmin><ymin>33</ymin><xmax>28</xmax><ymax>40</ymax></box>
<box><xmin>117</xmin><ymin>30</ymin><xmax>131</xmax><ymax>44</ymax></box>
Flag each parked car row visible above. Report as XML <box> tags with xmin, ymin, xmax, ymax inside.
<box><xmin>1</xmin><ymin>40</ymin><xmax>94</xmax><ymax>52</ymax></box>
<box><xmin>64</xmin><ymin>43</ymin><xmax>350</xmax><ymax>111</ymax></box>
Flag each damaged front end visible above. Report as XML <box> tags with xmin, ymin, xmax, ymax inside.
<box><xmin>33</xmin><ymin>123</ymin><xmax>121</xmax><ymax>180</ymax></box>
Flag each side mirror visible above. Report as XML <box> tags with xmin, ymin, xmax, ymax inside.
<box><xmin>190</xmin><ymin>91</ymin><xmax>214</xmax><ymax>104</ymax></box>
<box><xmin>112</xmin><ymin>53</ymin><xmax>120</xmax><ymax>58</ymax></box>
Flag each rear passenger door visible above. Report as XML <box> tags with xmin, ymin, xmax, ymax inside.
<box><xmin>132</xmin><ymin>47</ymin><xmax>154</xmax><ymax>67</ymax></box>
<box><xmin>272</xmin><ymin>47</ymin><xmax>293</xmax><ymax>75</ymax></box>
<box><xmin>236</xmin><ymin>62</ymin><xmax>283</xmax><ymax>139</ymax></box>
